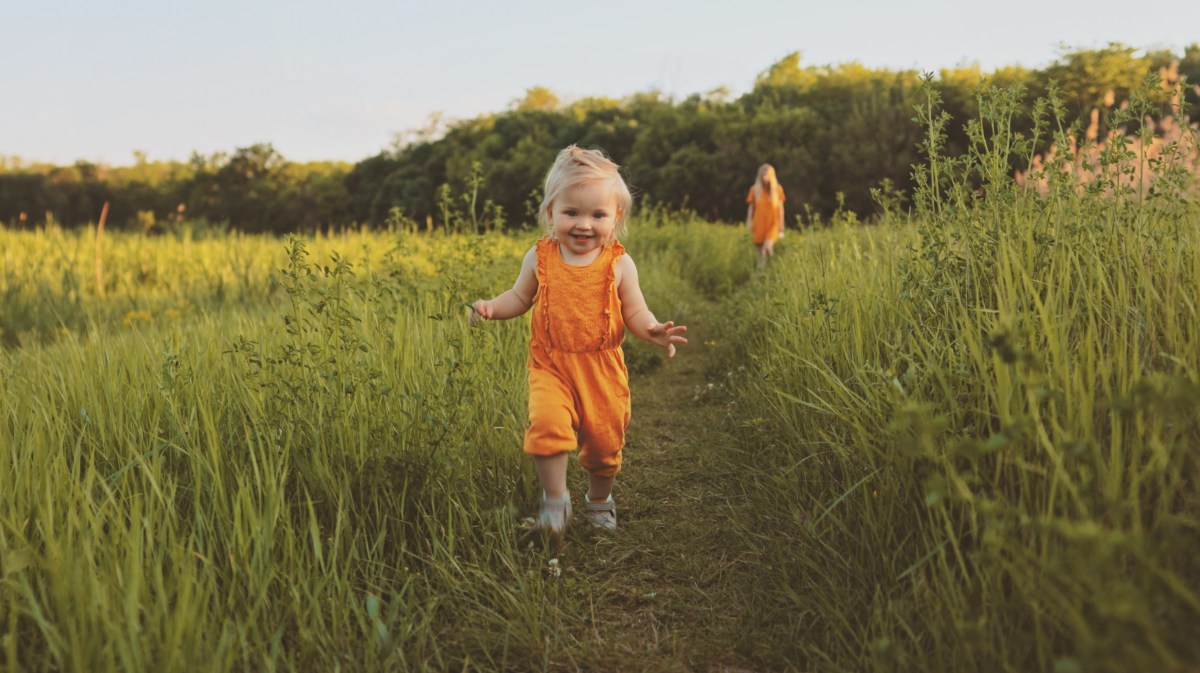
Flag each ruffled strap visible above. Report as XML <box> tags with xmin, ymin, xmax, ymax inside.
<box><xmin>534</xmin><ymin>236</ymin><xmax>553</xmax><ymax>286</ymax></box>
<box><xmin>601</xmin><ymin>241</ymin><xmax>625</xmax><ymax>347</ymax></box>
<box><xmin>534</xmin><ymin>236</ymin><xmax>554</xmax><ymax>345</ymax></box>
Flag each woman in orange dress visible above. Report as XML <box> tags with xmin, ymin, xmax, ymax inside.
<box><xmin>746</xmin><ymin>163</ymin><xmax>786</xmax><ymax>268</ymax></box>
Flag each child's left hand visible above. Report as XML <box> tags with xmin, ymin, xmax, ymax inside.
<box><xmin>646</xmin><ymin>321</ymin><xmax>688</xmax><ymax>358</ymax></box>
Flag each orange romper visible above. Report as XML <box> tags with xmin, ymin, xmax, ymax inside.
<box><xmin>524</xmin><ymin>237</ymin><xmax>631</xmax><ymax>478</ymax></box>
<box><xmin>747</xmin><ymin>184</ymin><xmax>787</xmax><ymax>245</ymax></box>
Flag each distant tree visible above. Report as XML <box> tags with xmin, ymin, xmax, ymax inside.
<box><xmin>754</xmin><ymin>52</ymin><xmax>818</xmax><ymax>92</ymax></box>
<box><xmin>1041</xmin><ymin>43</ymin><xmax>1152</xmax><ymax>112</ymax></box>
<box><xmin>209</xmin><ymin>144</ymin><xmax>285</xmax><ymax>232</ymax></box>
<box><xmin>515</xmin><ymin>86</ymin><xmax>561</xmax><ymax>112</ymax></box>
<box><xmin>4</xmin><ymin>45</ymin><xmax>1193</xmax><ymax>232</ymax></box>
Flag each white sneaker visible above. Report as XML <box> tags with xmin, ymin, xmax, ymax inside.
<box><xmin>584</xmin><ymin>493</ymin><xmax>617</xmax><ymax>530</ymax></box>
<box><xmin>538</xmin><ymin>492</ymin><xmax>571</xmax><ymax>538</ymax></box>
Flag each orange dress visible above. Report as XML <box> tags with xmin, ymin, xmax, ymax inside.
<box><xmin>747</xmin><ymin>184</ymin><xmax>786</xmax><ymax>245</ymax></box>
<box><xmin>524</xmin><ymin>237</ymin><xmax>631</xmax><ymax>478</ymax></box>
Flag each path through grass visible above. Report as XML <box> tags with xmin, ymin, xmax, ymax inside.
<box><xmin>537</xmin><ymin>298</ymin><xmax>764</xmax><ymax>673</ymax></box>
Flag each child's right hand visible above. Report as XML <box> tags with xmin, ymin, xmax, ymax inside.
<box><xmin>469</xmin><ymin>299</ymin><xmax>492</xmax><ymax>326</ymax></box>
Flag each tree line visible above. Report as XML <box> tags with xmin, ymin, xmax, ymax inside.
<box><xmin>3</xmin><ymin>43</ymin><xmax>1197</xmax><ymax>234</ymax></box>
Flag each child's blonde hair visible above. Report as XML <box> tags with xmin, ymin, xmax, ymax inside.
<box><xmin>538</xmin><ymin>145</ymin><xmax>632</xmax><ymax>239</ymax></box>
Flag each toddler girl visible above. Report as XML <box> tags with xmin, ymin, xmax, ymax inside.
<box><xmin>471</xmin><ymin>145</ymin><xmax>687</xmax><ymax>538</ymax></box>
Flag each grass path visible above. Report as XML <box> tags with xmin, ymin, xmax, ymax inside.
<box><xmin>545</xmin><ymin>299</ymin><xmax>765</xmax><ymax>673</ymax></box>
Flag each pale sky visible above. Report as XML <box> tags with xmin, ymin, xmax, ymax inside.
<box><xmin>3</xmin><ymin>0</ymin><xmax>1197</xmax><ymax>166</ymax></box>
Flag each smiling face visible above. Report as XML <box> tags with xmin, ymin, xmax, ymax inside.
<box><xmin>547</xmin><ymin>180</ymin><xmax>620</xmax><ymax>262</ymax></box>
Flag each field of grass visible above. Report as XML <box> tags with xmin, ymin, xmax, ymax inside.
<box><xmin>0</xmin><ymin>216</ymin><xmax>755</xmax><ymax>671</ymax></box>
<box><xmin>707</xmin><ymin>81</ymin><xmax>1200</xmax><ymax>671</ymax></box>
<box><xmin>2</xmin><ymin>82</ymin><xmax>1199</xmax><ymax>672</ymax></box>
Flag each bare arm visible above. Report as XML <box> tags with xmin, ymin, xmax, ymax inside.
<box><xmin>746</xmin><ymin>204</ymin><xmax>754</xmax><ymax>231</ymax></box>
<box><xmin>777</xmin><ymin>201</ymin><xmax>785</xmax><ymax>233</ymax></box>
<box><xmin>616</xmin><ymin>255</ymin><xmax>688</xmax><ymax>357</ymax></box>
<box><xmin>471</xmin><ymin>247</ymin><xmax>538</xmax><ymax>322</ymax></box>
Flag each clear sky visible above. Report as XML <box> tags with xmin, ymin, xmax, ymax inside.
<box><xmin>3</xmin><ymin>0</ymin><xmax>1197</xmax><ymax>166</ymax></box>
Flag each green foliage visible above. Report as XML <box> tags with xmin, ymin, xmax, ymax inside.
<box><xmin>515</xmin><ymin>86</ymin><xmax>561</xmax><ymax>112</ymax></box>
<box><xmin>0</xmin><ymin>145</ymin><xmax>352</xmax><ymax>234</ymax></box>
<box><xmin>0</xmin><ymin>228</ymin><xmax>541</xmax><ymax>670</ymax></box>
<box><xmin>712</xmin><ymin>72</ymin><xmax>1200</xmax><ymax>672</ymax></box>
<box><xmin>352</xmin><ymin>44</ymin><xmax>1195</xmax><ymax>230</ymax></box>
<box><xmin>5</xmin><ymin>45</ymin><xmax>1198</xmax><ymax>233</ymax></box>
<box><xmin>1042</xmin><ymin>43</ymin><xmax>1160</xmax><ymax>112</ymax></box>
<box><xmin>0</xmin><ymin>217</ymin><xmax>760</xmax><ymax>670</ymax></box>
<box><xmin>3</xmin><ymin>145</ymin><xmax>1199</xmax><ymax>670</ymax></box>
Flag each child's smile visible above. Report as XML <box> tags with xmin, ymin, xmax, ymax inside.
<box><xmin>548</xmin><ymin>181</ymin><xmax>619</xmax><ymax>264</ymax></box>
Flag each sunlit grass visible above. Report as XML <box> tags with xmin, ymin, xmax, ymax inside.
<box><xmin>712</xmin><ymin>78</ymin><xmax>1200</xmax><ymax>672</ymax></box>
<box><xmin>2</xmin><ymin>74</ymin><xmax>1198</xmax><ymax>672</ymax></box>
<box><xmin>0</xmin><ymin>217</ymin><xmax>750</xmax><ymax>671</ymax></box>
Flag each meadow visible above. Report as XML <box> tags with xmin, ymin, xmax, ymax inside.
<box><xmin>1</xmin><ymin>81</ymin><xmax>1199</xmax><ymax>672</ymax></box>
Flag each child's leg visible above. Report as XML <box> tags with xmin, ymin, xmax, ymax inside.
<box><xmin>533</xmin><ymin>453</ymin><xmax>571</xmax><ymax>536</ymax></box>
<box><xmin>534</xmin><ymin>453</ymin><xmax>569</xmax><ymax>498</ymax></box>
<box><xmin>526</xmin><ymin>367</ymin><xmax>578</xmax><ymax>498</ymax></box>
<box><xmin>576</xmin><ymin>382</ymin><xmax>627</xmax><ymax>529</ymax></box>
<box><xmin>526</xmin><ymin>369</ymin><xmax>578</xmax><ymax>535</ymax></box>
<box><xmin>587</xmin><ymin>473</ymin><xmax>615</xmax><ymax>502</ymax></box>
<box><xmin>583</xmin><ymin>470</ymin><xmax>618</xmax><ymax>530</ymax></box>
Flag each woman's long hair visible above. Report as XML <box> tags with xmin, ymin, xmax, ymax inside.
<box><xmin>752</xmin><ymin>163</ymin><xmax>780</xmax><ymax>205</ymax></box>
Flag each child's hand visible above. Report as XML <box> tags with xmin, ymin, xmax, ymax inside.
<box><xmin>469</xmin><ymin>299</ymin><xmax>492</xmax><ymax>326</ymax></box>
<box><xmin>646</xmin><ymin>321</ymin><xmax>688</xmax><ymax>358</ymax></box>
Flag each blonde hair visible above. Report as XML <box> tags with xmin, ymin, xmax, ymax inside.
<box><xmin>538</xmin><ymin>145</ymin><xmax>632</xmax><ymax>239</ymax></box>
<box><xmin>753</xmin><ymin>163</ymin><xmax>781</xmax><ymax>204</ymax></box>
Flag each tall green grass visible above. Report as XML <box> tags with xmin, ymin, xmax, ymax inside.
<box><xmin>0</xmin><ymin>225</ymin><xmax>484</xmax><ymax>348</ymax></box>
<box><xmin>0</xmin><ymin>217</ymin><xmax>746</xmax><ymax>671</ymax></box>
<box><xmin>714</xmin><ymin>77</ymin><xmax>1200</xmax><ymax>671</ymax></box>
<box><xmin>3</xmin><ymin>72</ymin><xmax>1197</xmax><ymax>670</ymax></box>
<box><xmin>1</xmin><ymin>232</ymin><xmax>538</xmax><ymax>670</ymax></box>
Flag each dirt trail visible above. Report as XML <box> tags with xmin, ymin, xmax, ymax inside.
<box><xmin>558</xmin><ymin>302</ymin><xmax>763</xmax><ymax>672</ymax></box>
